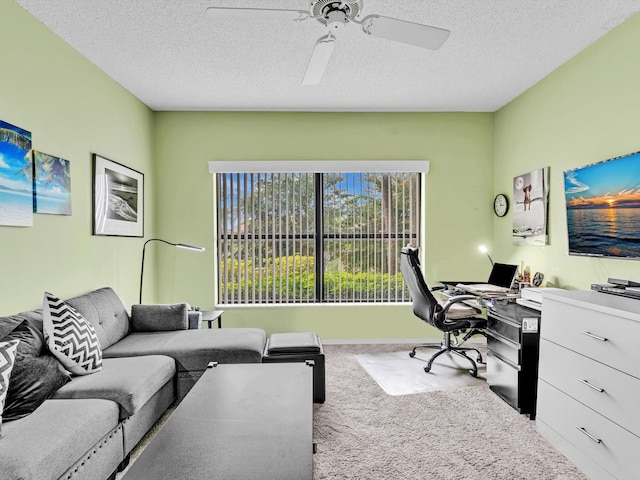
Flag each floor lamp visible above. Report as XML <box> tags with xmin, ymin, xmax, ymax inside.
<box><xmin>139</xmin><ymin>238</ymin><xmax>205</xmax><ymax>304</ymax></box>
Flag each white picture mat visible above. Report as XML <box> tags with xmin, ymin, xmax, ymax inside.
<box><xmin>93</xmin><ymin>154</ymin><xmax>144</xmax><ymax>237</ymax></box>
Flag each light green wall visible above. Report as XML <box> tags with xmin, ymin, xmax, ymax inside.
<box><xmin>494</xmin><ymin>12</ymin><xmax>640</xmax><ymax>290</ymax></box>
<box><xmin>0</xmin><ymin>1</ymin><xmax>155</xmax><ymax>314</ymax></box>
<box><xmin>6</xmin><ymin>1</ymin><xmax>638</xmax><ymax>340</ymax></box>
<box><xmin>154</xmin><ymin>112</ymin><xmax>494</xmax><ymax>338</ymax></box>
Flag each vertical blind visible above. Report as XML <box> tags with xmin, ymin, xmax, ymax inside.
<box><xmin>213</xmin><ymin>165</ymin><xmax>425</xmax><ymax>305</ymax></box>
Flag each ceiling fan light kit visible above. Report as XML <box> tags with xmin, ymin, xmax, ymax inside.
<box><xmin>208</xmin><ymin>0</ymin><xmax>450</xmax><ymax>85</ymax></box>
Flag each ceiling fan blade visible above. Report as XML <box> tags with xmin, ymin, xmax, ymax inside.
<box><xmin>206</xmin><ymin>7</ymin><xmax>310</xmax><ymax>22</ymax></box>
<box><xmin>361</xmin><ymin>15</ymin><xmax>450</xmax><ymax>50</ymax></box>
<box><xmin>302</xmin><ymin>35</ymin><xmax>336</xmax><ymax>86</ymax></box>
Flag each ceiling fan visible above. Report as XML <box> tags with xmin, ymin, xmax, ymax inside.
<box><xmin>206</xmin><ymin>1</ymin><xmax>450</xmax><ymax>85</ymax></box>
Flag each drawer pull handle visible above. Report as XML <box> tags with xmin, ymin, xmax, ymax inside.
<box><xmin>580</xmin><ymin>331</ymin><xmax>608</xmax><ymax>342</ymax></box>
<box><xmin>576</xmin><ymin>426</ymin><xmax>602</xmax><ymax>444</ymax></box>
<box><xmin>578</xmin><ymin>379</ymin><xmax>605</xmax><ymax>393</ymax></box>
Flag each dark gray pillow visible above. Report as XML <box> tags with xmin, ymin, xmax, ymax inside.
<box><xmin>2</xmin><ymin>320</ymin><xmax>70</xmax><ymax>421</ymax></box>
<box><xmin>131</xmin><ymin>303</ymin><xmax>189</xmax><ymax>331</ymax></box>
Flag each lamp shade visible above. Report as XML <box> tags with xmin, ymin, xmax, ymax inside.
<box><xmin>478</xmin><ymin>245</ymin><xmax>494</xmax><ymax>266</ymax></box>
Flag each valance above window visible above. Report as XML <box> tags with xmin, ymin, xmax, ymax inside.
<box><xmin>208</xmin><ymin>160</ymin><xmax>430</xmax><ymax>174</ymax></box>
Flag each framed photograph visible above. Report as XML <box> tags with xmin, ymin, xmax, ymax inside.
<box><xmin>92</xmin><ymin>154</ymin><xmax>144</xmax><ymax>237</ymax></box>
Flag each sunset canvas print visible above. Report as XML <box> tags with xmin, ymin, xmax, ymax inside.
<box><xmin>564</xmin><ymin>150</ymin><xmax>640</xmax><ymax>258</ymax></box>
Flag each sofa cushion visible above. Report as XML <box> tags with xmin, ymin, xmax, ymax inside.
<box><xmin>103</xmin><ymin>328</ymin><xmax>266</xmax><ymax>372</ymax></box>
<box><xmin>43</xmin><ymin>292</ymin><xmax>103</xmax><ymax>375</ymax></box>
<box><xmin>131</xmin><ymin>303</ymin><xmax>189</xmax><ymax>331</ymax></box>
<box><xmin>0</xmin><ymin>398</ymin><xmax>120</xmax><ymax>480</ymax></box>
<box><xmin>2</xmin><ymin>320</ymin><xmax>70</xmax><ymax>422</ymax></box>
<box><xmin>65</xmin><ymin>287</ymin><xmax>130</xmax><ymax>349</ymax></box>
<box><xmin>53</xmin><ymin>355</ymin><xmax>175</xmax><ymax>419</ymax></box>
<box><xmin>0</xmin><ymin>340</ymin><xmax>19</xmax><ymax>437</ymax></box>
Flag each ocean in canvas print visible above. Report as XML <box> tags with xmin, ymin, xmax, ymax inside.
<box><xmin>34</xmin><ymin>151</ymin><xmax>71</xmax><ymax>215</ymax></box>
<box><xmin>0</xmin><ymin>119</ymin><xmax>33</xmax><ymax>226</ymax></box>
<box><xmin>567</xmin><ymin>207</ymin><xmax>640</xmax><ymax>257</ymax></box>
<box><xmin>564</xmin><ymin>151</ymin><xmax>640</xmax><ymax>258</ymax></box>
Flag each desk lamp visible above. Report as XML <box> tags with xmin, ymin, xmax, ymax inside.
<box><xmin>139</xmin><ymin>238</ymin><xmax>205</xmax><ymax>304</ymax></box>
<box><xmin>478</xmin><ymin>245</ymin><xmax>494</xmax><ymax>266</ymax></box>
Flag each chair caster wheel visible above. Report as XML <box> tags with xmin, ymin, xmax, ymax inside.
<box><xmin>424</xmin><ymin>366</ymin><xmax>431</xmax><ymax>373</ymax></box>
<box><xmin>469</xmin><ymin>369</ymin><xmax>478</xmax><ymax>377</ymax></box>
<box><xmin>409</xmin><ymin>352</ymin><xmax>416</xmax><ymax>358</ymax></box>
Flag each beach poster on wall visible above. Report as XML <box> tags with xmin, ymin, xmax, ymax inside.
<box><xmin>512</xmin><ymin>167</ymin><xmax>549</xmax><ymax>246</ymax></box>
<box><xmin>0</xmin><ymin>119</ymin><xmax>33</xmax><ymax>227</ymax></box>
<box><xmin>33</xmin><ymin>151</ymin><xmax>71</xmax><ymax>215</ymax></box>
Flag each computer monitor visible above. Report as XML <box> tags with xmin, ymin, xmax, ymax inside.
<box><xmin>487</xmin><ymin>263</ymin><xmax>519</xmax><ymax>289</ymax></box>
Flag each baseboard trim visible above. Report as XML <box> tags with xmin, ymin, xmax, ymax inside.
<box><xmin>321</xmin><ymin>338</ymin><xmax>485</xmax><ymax>345</ymax></box>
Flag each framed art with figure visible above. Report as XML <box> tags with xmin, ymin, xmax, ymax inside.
<box><xmin>92</xmin><ymin>154</ymin><xmax>144</xmax><ymax>237</ymax></box>
<box><xmin>512</xmin><ymin>167</ymin><xmax>549</xmax><ymax>246</ymax></box>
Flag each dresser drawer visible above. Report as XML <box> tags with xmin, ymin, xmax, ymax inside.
<box><xmin>542</xmin><ymin>298</ymin><xmax>640</xmax><ymax>379</ymax></box>
<box><xmin>538</xmin><ymin>339</ymin><xmax>640</xmax><ymax>437</ymax></box>
<box><xmin>537</xmin><ymin>380</ymin><xmax>640</xmax><ymax>480</ymax></box>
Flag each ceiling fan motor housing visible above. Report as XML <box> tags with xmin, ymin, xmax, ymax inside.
<box><xmin>311</xmin><ymin>0</ymin><xmax>362</xmax><ymax>25</ymax></box>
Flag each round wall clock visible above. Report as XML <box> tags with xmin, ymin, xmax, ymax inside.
<box><xmin>494</xmin><ymin>194</ymin><xmax>509</xmax><ymax>217</ymax></box>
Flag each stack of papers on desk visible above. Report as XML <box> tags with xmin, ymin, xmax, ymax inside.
<box><xmin>456</xmin><ymin>283</ymin><xmax>515</xmax><ymax>296</ymax></box>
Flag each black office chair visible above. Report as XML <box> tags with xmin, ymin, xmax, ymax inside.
<box><xmin>400</xmin><ymin>245</ymin><xmax>487</xmax><ymax>377</ymax></box>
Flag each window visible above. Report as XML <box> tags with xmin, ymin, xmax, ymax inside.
<box><xmin>212</xmin><ymin>161</ymin><xmax>426</xmax><ymax>305</ymax></box>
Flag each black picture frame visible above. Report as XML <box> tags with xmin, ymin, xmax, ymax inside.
<box><xmin>92</xmin><ymin>154</ymin><xmax>144</xmax><ymax>237</ymax></box>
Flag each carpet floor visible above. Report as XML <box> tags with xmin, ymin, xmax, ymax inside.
<box><xmin>312</xmin><ymin>343</ymin><xmax>587</xmax><ymax>480</ymax></box>
<box><xmin>118</xmin><ymin>343</ymin><xmax>588</xmax><ymax>479</ymax></box>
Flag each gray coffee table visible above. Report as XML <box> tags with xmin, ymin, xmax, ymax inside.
<box><xmin>123</xmin><ymin>362</ymin><xmax>314</xmax><ymax>480</ymax></box>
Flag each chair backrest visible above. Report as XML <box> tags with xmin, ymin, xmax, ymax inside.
<box><xmin>400</xmin><ymin>246</ymin><xmax>442</xmax><ymax>329</ymax></box>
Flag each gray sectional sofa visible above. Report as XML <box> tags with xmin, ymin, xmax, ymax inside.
<box><xmin>0</xmin><ymin>287</ymin><xmax>266</xmax><ymax>480</ymax></box>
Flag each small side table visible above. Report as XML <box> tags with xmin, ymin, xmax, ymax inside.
<box><xmin>201</xmin><ymin>310</ymin><xmax>223</xmax><ymax>329</ymax></box>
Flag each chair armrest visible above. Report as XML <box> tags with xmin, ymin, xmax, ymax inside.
<box><xmin>131</xmin><ymin>303</ymin><xmax>189</xmax><ymax>331</ymax></box>
<box><xmin>439</xmin><ymin>295</ymin><xmax>483</xmax><ymax>316</ymax></box>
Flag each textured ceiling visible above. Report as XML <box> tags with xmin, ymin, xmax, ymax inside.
<box><xmin>15</xmin><ymin>0</ymin><xmax>640</xmax><ymax>112</ymax></box>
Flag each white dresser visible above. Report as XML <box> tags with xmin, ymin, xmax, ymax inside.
<box><xmin>537</xmin><ymin>290</ymin><xmax>640</xmax><ymax>480</ymax></box>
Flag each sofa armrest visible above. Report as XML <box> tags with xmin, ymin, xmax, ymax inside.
<box><xmin>131</xmin><ymin>303</ymin><xmax>189</xmax><ymax>331</ymax></box>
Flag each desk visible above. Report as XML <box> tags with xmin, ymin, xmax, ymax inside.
<box><xmin>486</xmin><ymin>303</ymin><xmax>541</xmax><ymax>419</ymax></box>
<box><xmin>201</xmin><ymin>310</ymin><xmax>223</xmax><ymax>329</ymax></box>
<box><xmin>439</xmin><ymin>289</ymin><xmax>541</xmax><ymax>418</ymax></box>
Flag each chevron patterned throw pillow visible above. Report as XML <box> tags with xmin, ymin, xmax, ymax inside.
<box><xmin>0</xmin><ymin>339</ymin><xmax>20</xmax><ymax>437</ymax></box>
<box><xmin>43</xmin><ymin>292</ymin><xmax>103</xmax><ymax>376</ymax></box>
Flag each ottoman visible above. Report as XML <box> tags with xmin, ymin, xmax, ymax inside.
<box><xmin>262</xmin><ymin>332</ymin><xmax>325</xmax><ymax>403</ymax></box>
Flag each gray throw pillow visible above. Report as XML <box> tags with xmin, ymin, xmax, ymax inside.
<box><xmin>131</xmin><ymin>303</ymin><xmax>189</xmax><ymax>331</ymax></box>
<box><xmin>2</xmin><ymin>320</ymin><xmax>70</xmax><ymax>422</ymax></box>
